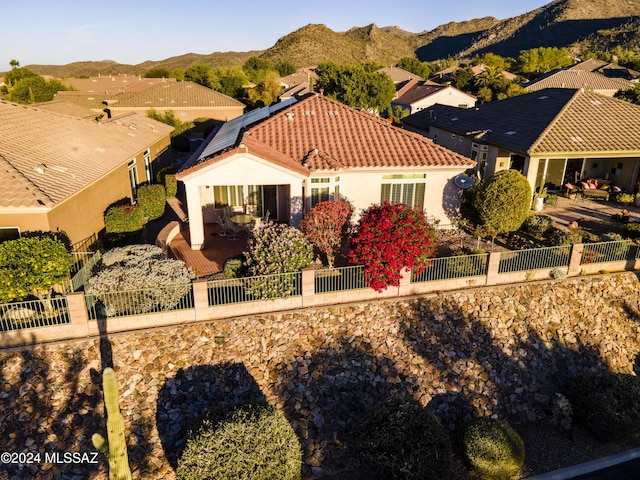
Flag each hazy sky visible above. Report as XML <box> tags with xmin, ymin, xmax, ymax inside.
<box><xmin>3</xmin><ymin>0</ymin><xmax>550</xmax><ymax>68</ymax></box>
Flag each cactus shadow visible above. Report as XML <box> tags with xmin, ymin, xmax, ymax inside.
<box><xmin>156</xmin><ymin>362</ymin><xmax>265</xmax><ymax>468</ymax></box>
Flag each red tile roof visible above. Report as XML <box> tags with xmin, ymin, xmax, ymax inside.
<box><xmin>242</xmin><ymin>94</ymin><xmax>473</xmax><ymax>172</ymax></box>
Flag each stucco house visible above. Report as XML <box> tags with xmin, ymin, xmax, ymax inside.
<box><xmin>404</xmin><ymin>87</ymin><xmax>640</xmax><ymax>196</ymax></box>
<box><xmin>55</xmin><ymin>80</ymin><xmax>245</xmax><ymax>122</ymax></box>
<box><xmin>176</xmin><ymin>94</ymin><xmax>474</xmax><ymax>250</ymax></box>
<box><xmin>0</xmin><ymin>100</ymin><xmax>173</xmax><ymax>247</ymax></box>
<box><xmin>392</xmin><ymin>79</ymin><xmax>477</xmax><ymax>114</ymax></box>
<box><xmin>524</xmin><ymin>60</ymin><xmax>636</xmax><ymax>97</ymax></box>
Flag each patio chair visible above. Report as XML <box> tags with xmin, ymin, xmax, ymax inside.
<box><xmin>216</xmin><ymin>216</ymin><xmax>230</xmax><ymax>236</ymax></box>
<box><xmin>223</xmin><ymin>217</ymin><xmax>242</xmax><ymax>241</ymax></box>
<box><xmin>246</xmin><ymin>217</ymin><xmax>262</xmax><ymax>238</ymax></box>
<box><xmin>262</xmin><ymin>209</ymin><xmax>270</xmax><ymax>223</ymax></box>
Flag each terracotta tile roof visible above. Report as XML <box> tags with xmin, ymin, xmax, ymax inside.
<box><xmin>525</xmin><ymin>69</ymin><xmax>633</xmax><ymax>92</ymax></box>
<box><xmin>422</xmin><ymin>88</ymin><xmax>640</xmax><ymax>155</ymax></box>
<box><xmin>55</xmin><ymin>81</ymin><xmax>244</xmax><ymax>110</ymax></box>
<box><xmin>0</xmin><ymin>101</ymin><xmax>173</xmax><ymax>208</ymax></box>
<box><xmin>179</xmin><ymin>94</ymin><xmax>473</xmax><ymax>177</ymax></box>
<box><xmin>243</xmin><ymin>94</ymin><xmax>473</xmax><ymax>171</ymax></box>
<box><xmin>394</xmin><ymin>80</ymin><xmax>475</xmax><ymax>106</ymax></box>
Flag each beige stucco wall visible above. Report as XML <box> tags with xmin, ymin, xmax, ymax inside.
<box><xmin>406</xmin><ymin>88</ymin><xmax>476</xmax><ymax>113</ymax></box>
<box><xmin>331</xmin><ymin>168</ymin><xmax>467</xmax><ymax>228</ymax></box>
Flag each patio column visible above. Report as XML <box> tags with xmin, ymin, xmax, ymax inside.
<box><xmin>185</xmin><ymin>185</ymin><xmax>205</xmax><ymax>250</ymax></box>
<box><xmin>290</xmin><ymin>181</ymin><xmax>304</xmax><ymax>227</ymax></box>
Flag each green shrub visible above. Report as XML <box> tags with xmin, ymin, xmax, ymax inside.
<box><xmin>0</xmin><ymin>236</ymin><xmax>72</xmax><ymax>302</ymax></box>
<box><xmin>549</xmin><ymin>268</ymin><xmax>567</xmax><ymax>280</ymax></box>
<box><xmin>104</xmin><ymin>203</ymin><xmax>144</xmax><ymax>233</ymax></box>
<box><xmin>104</xmin><ymin>203</ymin><xmax>145</xmax><ymax>247</ymax></box>
<box><xmin>176</xmin><ymin>403</ymin><xmax>301</xmax><ymax>480</ymax></box>
<box><xmin>156</xmin><ymin>166</ymin><xmax>178</xmax><ymax>197</ymax></box>
<box><xmin>137</xmin><ymin>184</ymin><xmax>166</xmax><ymax>220</ymax></box>
<box><xmin>522</xmin><ymin>214</ymin><xmax>552</xmax><ymax>236</ymax></box>
<box><xmin>223</xmin><ymin>254</ymin><xmax>246</xmax><ymax>278</ymax></box>
<box><xmin>354</xmin><ymin>398</ymin><xmax>452</xmax><ymax>480</ymax></box>
<box><xmin>550</xmin><ymin>228</ymin><xmax>583</xmax><ymax>246</ymax></box>
<box><xmin>567</xmin><ymin>372</ymin><xmax>640</xmax><ymax>441</ymax></box>
<box><xmin>623</xmin><ymin>222</ymin><xmax>640</xmax><ymax>239</ymax></box>
<box><xmin>473</xmin><ymin>170</ymin><xmax>532</xmax><ymax>235</ymax></box>
<box><xmin>461</xmin><ymin>417</ymin><xmax>525</xmax><ymax>480</ymax></box>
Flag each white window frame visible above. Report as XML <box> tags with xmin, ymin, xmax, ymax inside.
<box><xmin>380</xmin><ymin>174</ymin><xmax>426</xmax><ymax>209</ymax></box>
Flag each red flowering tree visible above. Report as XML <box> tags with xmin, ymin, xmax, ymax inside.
<box><xmin>349</xmin><ymin>202</ymin><xmax>437</xmax><ymax>292</ymax></box>
<box><xmin>300</xmin><ymin>201</ymin><xmax>353</xmax><ymax>268</ymax></box>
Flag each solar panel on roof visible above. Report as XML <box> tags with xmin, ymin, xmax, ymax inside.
<box><xmin>196</xmin><ymin>98</ymin><xmax>297</xmax><ymax>163</ymax></box>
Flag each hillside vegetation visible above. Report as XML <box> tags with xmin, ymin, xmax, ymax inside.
<box><xmin>8</xmin><ymin>0</ymin><xmax>640</xmax><ymax>78</ymax></box>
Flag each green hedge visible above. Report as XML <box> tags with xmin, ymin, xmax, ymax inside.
<box><xmin>137</xmin><ymin>184</ymin><xmax>166</xmax><ymax>220</ymax></box>
<box><xmin>156</xmin><ymin>166</ymin><xmax>178</xmax><ymax>197</ymax></box>
<box><xmin>176</xmin><ymin>403</ymin><xmax>301</xmax><ymax>480</ymax></box>
<box><xmin>104</xmin><ymin>204</ymin><xmax>144</xmax><ymax>233</ymax></box>
<box><xmin>461</xmin><ymin>417</ymin><xmax>525</xmax><ymax>480</ymax></box>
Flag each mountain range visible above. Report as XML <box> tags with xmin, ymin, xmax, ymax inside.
<box><xmin>17</xmin><ymin>0</ymin><xmax>640</xmax><ymax>78</ymax></box>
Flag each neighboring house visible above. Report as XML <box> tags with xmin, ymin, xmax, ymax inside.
<box><xmin>0</xmin><ymin>100</ymin><xmax>173</xmax><ymax>246</ymax></box>
<box><xmin>431</xmin><ymin>64</ymin><xmax>519</xmax><ymax>84</ymax></box>
<box><xmin>63</xmin><ymin>74</ymin><xmax>178</xmax><ymax>95</ymax></box>
<box><xmin>34</xmin><ymin>100</ymin><xmax>100</xmax><ymax>120</ymax></box>
<box><xmin>378</xmin><ymin>66</ymin><xmax>424</xmax><ymax>84</ymax></box>
<box><xmin>405</xmin><ymin>88</ymin><xmax>640</xmax><ymax>196</ymax></box>
<box><xmin>392</xmin><ymin>78</ymin><xmax>477</xmax><ymax>114</ymax></box>
<box><xmin>568</xmin><ymin>58</ymin><xmax>640</xmax><ymax>80</ymax></box>
<box><xmin>278</xmin><ymin>68</ymin><xmax>318</xmax><ymax>90</ymax></box>
<box><xmin>55</xmin><ymin>81</ymin><xmax>245</xmax><ymax>122</ymax></box>
<box><xmin>176</xmin><ymin>94</ymin><xmax>474</xmax><ymax>250</ymax></box>
<box><xmin>524</xmin><ymin>61</ymin><xmax>635</xmax><ymax>97</ymax></box>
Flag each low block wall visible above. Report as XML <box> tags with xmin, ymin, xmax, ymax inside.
<box><xmin>1</xmin><ymin>273</ymin><xmax>640</xmax><ymax>479</ymax></box>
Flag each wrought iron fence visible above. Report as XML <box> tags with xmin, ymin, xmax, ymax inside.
<box><xmin>581</xmin><ymin>240</ymin><xmax>635</xmax><ymax>265</ymax></box>
<box><xmin>64</xmin><ymin>251</ymin><xmax>102</xmax><ymax>292</ymax></box>
<box><xmin>0</xmin><ymin>297</ymin><xmax>70</xmax><ymax>332</ymax></box>
<box><xmin>498</xmin><ymin>245</ymin><xmax>571</xmax><ymax>274</ymax></box>
<box><xmin>411</xmin><ymin>253</ymin><xmax>489</xmax><ymax>283</ymax></box>
<box><xmin>314</xmin><ymin>266</ymin><xmax>368</xmax><ymax>293</ymax></box>
<box><xmin>86</xmin><ymin>283</ymin><xmax>194</xmax><ymax>319</ymax></box>
<box><xmin>207</xmin><ymin>271</ymin><xmax>302</xmax><ymax>306</ymax></box>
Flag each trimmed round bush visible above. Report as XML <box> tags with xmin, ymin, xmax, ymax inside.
<box><xmin>567</xmin><ymin>372</ymin><xmax>640</xmax><ymax>441</ymax></box>
<box><xmin>473</xmin><ymin>170</ymin><xmax>532</xmax><ymax>235</ymax></box>
<box><xmin>176</xmin><ymin>403</ymin><xmax>301</xmax><ymax>480</ymax></box>
<box><xmin>461</xmin><ymin>417</ymin><xmax>525</xmax><ymax>480</ymax></box>
<box><xmin>354</xmin><ymin>398</ymin><xmax>452</xmax><ymax>480</ymax></box>
<box><xmin>522</xmin><ymin>214</ymin><xmax>552</xmax><ymax>236</ymax></box>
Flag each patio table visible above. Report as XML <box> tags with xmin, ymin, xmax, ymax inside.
<box><xmin>230</xmin><ymin>214</ymin><xmax>258</xmax><ymax>226</ymax></box>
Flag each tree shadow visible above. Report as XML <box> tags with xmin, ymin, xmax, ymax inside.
<box><xmin>271</xmin><ymin>335</ymin><xmax>422</xmax><ymax>478</ymax></box>
<box><xmin>0</xmin><ymin>340</ymin><xmax>106</xmax><ymax>479</ymax></box>
<box><xmin>399</xmin><ymin>295</ymin><xmax>608</xmax><ymax>430</ymax></box>
<box><xmin>156</xmin><ymin>362</ymin><xmax>266</xmax><ymax>468</ymax></box>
